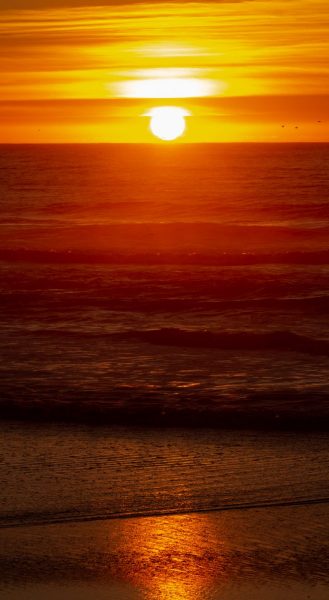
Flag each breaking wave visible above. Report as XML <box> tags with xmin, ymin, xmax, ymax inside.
<box><xmin>117</xmin><ymin>328</ymin><xmax>329</xmax><ymax>356</ymax></box>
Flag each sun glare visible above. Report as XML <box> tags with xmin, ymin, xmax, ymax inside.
<box><xmin>117</xmin><ymin>77</ymin><xmax>218</xmax><ymax>98</ymax></box>
<box><xmin>148</xmin><ymin>107</ymin><xmax>189</xmax><ymax>141</ymax></box>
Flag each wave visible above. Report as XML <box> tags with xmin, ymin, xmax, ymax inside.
<box><xmin>1</xmin><ymin>248</ymin><xmax>329</xmax><ymax>266</ymax></box>
<box><xmin>2</xmin><ymin>496</ymin><xmax>329</xmax><ymax>530</ymax></box>
<box><xmin>1</xmin><ymin>388</ymin><xmax>329</xmax><ymax>430</ymax></box>
<box><xmin>116</xmin><ymin>328</ymin><xmax>329</xmax><ymax>356</ymax></box>
<box><xmin>2</xmin><ymin>326</ymin><xmax>329</xmax><ymax>354</ymax></box>
<box><xmin>1</xmin><ymin>293</ymin><xmax>329</xmax><ymax>314</ymax></box>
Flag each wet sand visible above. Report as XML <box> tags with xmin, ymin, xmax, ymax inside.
<box><xmin>1</xmin><ymin>503</ymin><xmax>329</xmax><ymax>600</ymax></box>
<box><xmin>1</xmin><ymin>422</ymin><xmax>329</xmax><ymax>598</ymax></box>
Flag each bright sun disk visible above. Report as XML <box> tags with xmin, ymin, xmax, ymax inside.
<box><xmin>148</xmin><ymin>106</ymin><xmax>189</xmax><ymax>141</ymax></box>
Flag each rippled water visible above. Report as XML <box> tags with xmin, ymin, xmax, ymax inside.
<box><xmin>0</xmin><ymin>143</ymin><xmax>329</xmax><ymax>427</ymax></box>
<box><xmin>1</xmin><ymin>421</ymin><xmax>329</xmax><ymax>597</ymax></box>
<box><xmin>1</xmin><ymin>143</ymin><xmax>329</xmax><ymax>598</ymax></box>
<box><xmin>1</xmin><ymin>422</ymin><xmax>328</xmax><ymax>527</ymax></box>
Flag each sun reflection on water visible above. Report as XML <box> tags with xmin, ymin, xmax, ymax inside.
<box><xmin>109</xmin><ymin>514</ymin><xmax>226</xmax><ymax>600</ymax></box>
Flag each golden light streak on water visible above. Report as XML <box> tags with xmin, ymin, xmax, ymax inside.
<box><xmin>106</xmin><ymin>514</ymin><xmax>225</xmax><ymax>600</ymax></box>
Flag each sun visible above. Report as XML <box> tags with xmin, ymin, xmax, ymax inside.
<box><xmin>148</xmin><ymin>107</ymin><xmax>189</xmax><ymax>141</ymax></box>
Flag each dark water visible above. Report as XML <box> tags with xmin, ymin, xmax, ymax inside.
<box><xmin>0</xmin><ymin>143</ymin><xmax>329</xmax><ymax>428</ymax></box>
<box><xmin>1</xmin><ymin>143</ymin><xmax>329</xmax><ymax>568</ymax></box>
<box><xmin>1</xmin><ymin>420</ymin><xmax>329</xmax><ymax>528</ymax></box>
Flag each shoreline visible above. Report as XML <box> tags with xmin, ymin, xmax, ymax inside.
<box><xmin>1</xmin><ymin>503</ymin><xmax>329</xmax><ymax>600</ymax></box>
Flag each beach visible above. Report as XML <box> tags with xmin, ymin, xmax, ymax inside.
<box><xmin>1</xmin><ymin>421</ymin><xmax>329</xmax><ymax>599</ymax></box>
<box><xmin>1</xmin><ymin>503</ymin><xmax>329</xmax><ymax>600</ymax></box>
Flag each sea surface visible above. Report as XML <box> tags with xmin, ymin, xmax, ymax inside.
<box><xmin>0</xmin><ymin>143</ymin><xmax>328</xmax><ymax>428</ymax></box>
<box><xmin>1</xmin><ymin>144</ymin><xmax>329</xmax><ymax>589</ymax></box>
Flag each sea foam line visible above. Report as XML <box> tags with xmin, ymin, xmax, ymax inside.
<box><xmin>1</xmin><ymin>496</ymin><xmax>329</xmax><ymax>530</ymax></box>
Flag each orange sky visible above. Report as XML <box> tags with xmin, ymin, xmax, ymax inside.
<box><xmin>1</xmin><ymin>0</ymin><xmax>328</xmax><ymax>142</ymax></box>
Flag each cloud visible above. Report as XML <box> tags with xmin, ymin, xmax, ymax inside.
<box><xmin>0</xmin><ymin>0</ymin><xmax>253</xmax><ymax>10</ymax></box>
<box><xmin>2</xmin><ymin>94</ymin><xmax>329</xmax><ymax>121</ymax></box>
<box><xmin>1</xmin><ymin>0</ymin><xmax>328</xmax><ymax>104</ymax></box>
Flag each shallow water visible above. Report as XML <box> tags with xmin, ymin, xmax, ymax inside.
<box><xmin>1</xmin><ymin>422</ymin><xmax>329</xmax><ymax>597</ymax></box>
<box><xmin>1</xmin><ymin>504</ymin><xmax>329</xmax><ymax>600</ymax></box>
<box><xmin>1</xmin><ymin>422</ymin><xmax>329</xmax><ymax>527</ymax></box>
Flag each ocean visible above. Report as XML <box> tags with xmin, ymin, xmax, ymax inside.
<box><xmin>0</xmin><ymin>142</ymin><xmax>329</xmax><ymax>529</ymax></box>
<box><xmin>1</xmin><ymin>143</ymin><xmax>329</xmax><ymax>600</ymax></box>
<box><xmin>0</xmin><ymin>143</ymin><xmax>328</xmax><ymax>429</ymax></box>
